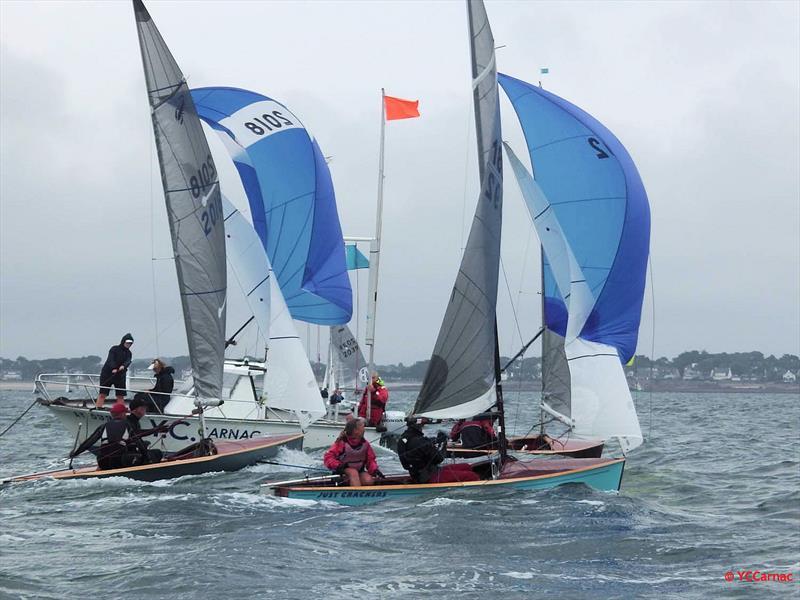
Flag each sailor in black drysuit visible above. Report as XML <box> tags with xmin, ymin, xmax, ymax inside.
<box><xmin>96</xmin><ymin>333</ymin><xmax>134</xmax><ymax>407</ymax></box>
<box><xmin>397</xmin><ymin>418</ymin><xmax>480</xmax><ymax>484</ymax></box>
<box><xmin>71</xmin><ymin>403</ymin><xmax>139</xmax><ymax>470</ymax></box>
<box><xmin>126</xmin><ymin>396</ymin><xmax>167</xmax><ymax>464</ymax></box>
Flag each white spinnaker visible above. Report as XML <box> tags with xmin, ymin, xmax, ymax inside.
<box><xmin>222</xmin><ymin>196</ymin><xmax>271</xmax><ymax>336</ymax></box>
<box><xmin>567</xmin><ymin>339</ymin><xmax>643</xmax><ymax>453</ymax></box>
<box><xmin>505</xmin><ymin>142</ymin><xmax>642</xmax><ymax>451</ymax></box>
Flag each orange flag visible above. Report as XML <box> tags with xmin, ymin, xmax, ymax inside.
<box><xmin>384</xmin><ymin>95</ymin><xmax>420</xmax><ymax>121</ymax></box>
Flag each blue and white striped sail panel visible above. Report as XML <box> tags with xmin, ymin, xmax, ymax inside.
<box><xmin>498</xmin><ymin>73</ymin><xmax>650</xmax><ymax>363</ymax></box>
<box><xmin>191</xmin><ymin>87</ymin><xmax>352</xmax><ymax>325</ymax></box>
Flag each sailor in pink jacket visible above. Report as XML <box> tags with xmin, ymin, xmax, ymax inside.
<box><xmin>323</xmin><ymin>419</ymin><xmax>384</xmax><ymax>486</ymax></box>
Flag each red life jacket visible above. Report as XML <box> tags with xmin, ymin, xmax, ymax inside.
<box><xmin>338</xmin><ymin>438</ymin><xmax>368</xmax><ymax>471</ymax></box>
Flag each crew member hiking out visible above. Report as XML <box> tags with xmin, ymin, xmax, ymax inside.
<box><xmin>96</xmin><ymin>333</ymin><xmax>134</xmax><ymax>408</ymax></box>
<box><xmin>323</xmin><ymin>419</ymin><xmax>384</xmax><ymax>486</ymax></box>
<box><xmin>357</xmin><ymin>373</ymin><xmax>389</xmax><ymax>427</ymax></box>
<box><xmin>397</xmin><ymin>418</ymin><xmax>480</xmax><ymax>484</ymax></box>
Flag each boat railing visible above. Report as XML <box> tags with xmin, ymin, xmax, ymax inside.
<box><xmin>34</xmin><ymin>373</ymin><xmax>295</xmax><ymax>420</ymax></box>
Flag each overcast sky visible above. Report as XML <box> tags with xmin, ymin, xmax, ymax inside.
<box><xmin>1</xmin><ymin>0</ymin><xmax>798</xmax><ymax>366</ymax></box>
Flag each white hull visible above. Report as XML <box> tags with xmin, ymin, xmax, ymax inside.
<box><xmin>43</xmin><ymin>403</ymin><xmax>406</xmax><ymax>452</ymax></box>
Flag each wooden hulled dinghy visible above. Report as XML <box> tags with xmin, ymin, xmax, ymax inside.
<box><xmin>3</xmin><ymin>433</ymin><xmax>303</xmax><ymax>484</ymax></box>
<box><xmin>263</xmin><ymin>457</ymin><xmax>624</xmax><ymax>507</ymax></box>
<box><xmin>447</xmin><ymin>435</ymin><xmax>604</xmax><ymax>459</ymax></box>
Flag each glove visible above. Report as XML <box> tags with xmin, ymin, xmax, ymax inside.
<box><xmin>435</xmin><ymin>431</ymin><xmax>448</xmax><ymax>445</ymax></box>
<box><xmin>334</xmin><ymin>464</ymin><xmax>346</xmax><ymax>475</ymax></box>
<box><xmin>372</xmin><ymin>469</ymin><xmax>385</xmax><ymax>479</ymax></box>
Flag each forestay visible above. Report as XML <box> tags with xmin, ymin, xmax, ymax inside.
<box><xmin>499</xmin><ymin>73</ymin><xmax>650</xmax><ymax>451</ymax></box>
<box><xmin>413</xmin><ymin>0</ymin><xmax>502</xmax><ymax>419</ymax></box>
<box><xmin>190</xmin><ymin>86</ymin><xmax>352</xmax><ymax>325</ymax></box>
<box><xmin>133</xmin><ymin>0</ymin><xmax>227</xmax><ymax>401</ymax></box>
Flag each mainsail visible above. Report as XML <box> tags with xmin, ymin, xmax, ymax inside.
<box><xmin>325</xmin><ymin>324</ymin><xmax>369</xmax><ymax>395</ymax></box>
<box><xmin>499</xmin><ymin>73</ymin><xmax>650</xmax><ymax>451</ymax></box>
<box><xmin>190</xmin><ymin>86</ymin><xmax>352</xmax><ymax>326</ymax></box>
<box><xmin>133</xmin><ymin>0</ymin><xmax>226</xmax><ymax>400</ymax></box>
<box><xmin>412</xmin><ymin>0</ymin><xmax>502</xmax><ymax>419</ymax></box>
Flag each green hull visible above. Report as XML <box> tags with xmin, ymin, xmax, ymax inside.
<box><xmin>268</xmin><ymin>458</ymin><xmax>625</xmax><ymax>506</ymax></box>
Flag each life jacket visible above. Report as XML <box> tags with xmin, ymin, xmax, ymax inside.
<box><xmin>337</xmin><ymin>438</ymin><xmax>368</xmax><ymax>471</ymax></box>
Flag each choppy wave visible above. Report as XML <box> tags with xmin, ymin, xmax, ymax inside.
<box><xmin>1</xmin><ymin>390</ymin><xmax>798</xmax><ymax>599</ymax></box>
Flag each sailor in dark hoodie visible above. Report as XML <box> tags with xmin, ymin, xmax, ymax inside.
<box><xmin>96</xmin><ymin>333</ymin><xmax>134</xmax><ymax>408</ymax></box>
<box><xmin>126</xmin><ymin>396</ymin><xmax>167</xmax><ymax>464</ymax></box>
<box><xmin>133</xmin><ymin>358</ymin><xmax>175</xmax><ymax>413</ymax></box>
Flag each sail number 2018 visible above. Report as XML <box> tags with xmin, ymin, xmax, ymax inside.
<box><xmin>244</xmin><ymin>110</ymin><xmax>294</xmax><ymax>136</ymax></box>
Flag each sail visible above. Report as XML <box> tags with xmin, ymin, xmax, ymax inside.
<box><xmin>190</xmin><ymin>86</ymin><xmax>352</xmax><ymax>325</ymax></box>
<box><xmin>499</xmin><ymin>74</ymin><xmax>649</xmax><ymax>451</ymax></box>
<box><xmin>222</xmin><ymin>196</ymin><xmax>270</xmax><ymax>337</ymax></box>
<box><xmin>345</xmin><ymin>244</ymin><xmax>369</xmax><ymax>270</ymax></box>
<box><xmin>412</xmin><ymin>0</ymin><xmax>502</xmax><ymax>419</ymax></box>
<box><xmin>263</xmin><ymin>273</ymin><xmax>327</xmax><ymax>430</ymax></box>
<box><xmin>328</xmin><ymin>324</ymin><xmax>369</xmax><ymax>394</ymax></box>
<box><xmin>498</xmin><ymin>73</ymin><xmax>650</xmax><ymax>362</ymax></box>
<box><xmin>221</xmin><ymin>195</ymin><xmax>325</xmax><ymax>428</ymax></box>
<box><xmin>133</xmin><ymin>0</ymin><xmax>226</xmax><ymax>400</ymax></box>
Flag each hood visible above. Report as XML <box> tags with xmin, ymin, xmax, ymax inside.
<box><xmin>119</xmin><ymin>333</ymin><xmax>134</xmax><ymax>345</ymax></box>
<box><xmin>161</xmin><ymin>366</ymin><xmax>175</xmax><ymax>375</ymax></box>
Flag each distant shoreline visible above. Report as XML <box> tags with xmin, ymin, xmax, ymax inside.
<box><xmin>2</xmin><ymin>379</ymin><xmax>797</xmax><ymax>394</ymax></box>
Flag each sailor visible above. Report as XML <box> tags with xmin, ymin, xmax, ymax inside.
<box><xmin>70</xmin><ymin>402</ymin><xmax>138</xmax><ymax>470</ymax></box>
<box><xmin>357</xmin><ymin>373</ymin><xmax>389</xmax><ymax>427</ymax></box>
<box><xmin>96</xmin><ymin>333</ymin><xmax>134</xmax><ymax>408</ymax></box>
<box><xmin>323</xmin><ymin>418</ymin><xmax>384</xmax><ymax>486</ymax></box>
<box><xmin>132</xmin><ymin>358</ymin><xmax>174</xmax><ymax>413</ymax></box>
<box><xmin>397</xmin><ymin>418</ymin><xmax>480</xmax><ymax>484</ymax></box>
<box><xmin>449</xmin><ymin>414</ymin><xmax>498</xmax><ymax>450</ymax></box>
<box><xmin>126</xmin><ymin>396</ymin><xmax>168</xmax><ymax>464</ymax></box>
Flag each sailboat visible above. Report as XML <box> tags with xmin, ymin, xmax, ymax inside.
<box><xmin>265</xmin><ymin>0</ymin><xmax>642</xmax><ymax>505</ymax></box>
<box><xmin>18</xmin><ymin>0</ymin><xmax>304</xmax><ymax>480</ymax></box>
<box><xmin>38</xmin><ymin>81</ymin><xmax>407</xmax><ymax>450</ymax></box>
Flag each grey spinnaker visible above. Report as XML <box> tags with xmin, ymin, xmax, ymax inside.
<box><xmin>413</xmin><ymin>0</ymin><xmax>502</xmax><ymax>419</ymax></box>
<box><xmin>133</xmin><ymin>0</ymin><xmax>227</xmax><ymax>400</ymax></box>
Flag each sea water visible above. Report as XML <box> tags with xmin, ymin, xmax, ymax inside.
<box><xmin>0</xmin><ymin>389</ymin><xmax>798</xmax><ymax>599</ymax></box>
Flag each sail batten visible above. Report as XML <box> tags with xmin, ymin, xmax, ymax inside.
<box><xmin>133</xmin><ymin>0</ymin><xmax>227</xmax><ymax>400</ymax></box>
<box><xmin>412</xmin><ymin>0</ymin><xmax>502</xmax><ymax>418</ymax></box>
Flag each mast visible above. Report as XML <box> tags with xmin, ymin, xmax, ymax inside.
<box><xmin>365</xmin><ymin>88</ymin><xmax>387</xmax><ymax>377</ymax></box>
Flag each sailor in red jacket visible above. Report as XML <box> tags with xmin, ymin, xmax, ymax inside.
<box><xmin>450</xmin><ymin>414</ymin><xmax>497</xmax><ymax>449</ymax></box>
<box><xmin>357</xmin><ymin>373</ymin><xmax>389</xmax><ymax>427</ymax></box>
<box><xmin>323</xmin><ymin>418</ymin><xmax>384</xmax><ymax>486</ymax></box>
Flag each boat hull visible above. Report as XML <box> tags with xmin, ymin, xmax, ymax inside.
<box><xmin>264</xmin><ymin>457</ymin><xmax>625</xmax><ymax>506</ymax></box>
<box><xmin>40</xmin><ymin>400</ymin><xmax>404</xmax><ymax>452</ymax></box>
<box><xmin>3</xmin><ymin>434</ymin><xmax>304</xmax><ymax>484</ymax></box>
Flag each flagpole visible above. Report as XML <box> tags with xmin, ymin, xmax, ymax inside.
<box><xmin>364</xmin><ymin>88</ymin><xmax>386</xmax><ymax>416</ymax></box>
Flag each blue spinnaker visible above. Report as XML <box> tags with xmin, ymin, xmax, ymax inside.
<box><xmin>191</xmin><ymin>86</ymin><xmax>352</xmax><ymax>325</ymax></box>
<box><xmin>498</xmin><ymin>73</ymin><xmax>650</xmax><ymax>363</ymax></box>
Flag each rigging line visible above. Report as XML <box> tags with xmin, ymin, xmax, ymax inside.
<box><xmin>0</xmin><ymin>398</ymin><xmax>39</xmax><ymax>439</ymax></box>
<box><xmin>499</xmin><ymin>255</ymin><xmax>524</xmax><ymax>356</ymax></box>
<box><xmin>459</xmin><ymin>106</ymin><xmax>473</xmax><ymax>252</ymax></box>
<box><xmin>648</xmin><ymin>253</ymin><xmax>656</xmax><ymax>442</ymax></box>
<box><xmin>149</xmin><ymin>128</ymin><xmax>160</xmax><ymax>357</ymax></box>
